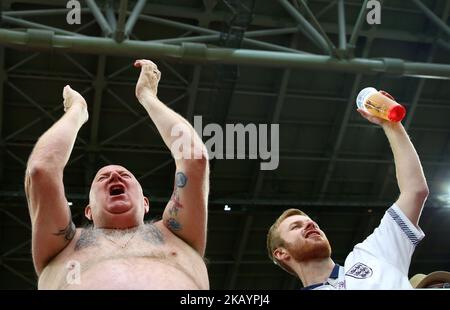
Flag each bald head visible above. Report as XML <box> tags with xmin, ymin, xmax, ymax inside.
<box><xmin>86</xmin><ymin>165</ymin><xmax>149</xmax><ymax>229</ymax></box>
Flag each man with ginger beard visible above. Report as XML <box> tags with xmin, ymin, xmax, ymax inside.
<box><xmin>266</xmin><ymin>95</ymin><xmax>429</xmax><ymax>289</ymax></box>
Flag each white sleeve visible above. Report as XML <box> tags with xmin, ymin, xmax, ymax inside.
<box><xmin>353</xmin><ymin>204</ymin><xmax>425</xmax><ymax>274</ymax></box>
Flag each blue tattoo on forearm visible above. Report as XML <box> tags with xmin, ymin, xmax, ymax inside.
<box><xmin>175</xmin><ymin>172</ymin><xmax>187</xmax><ymax>188</ymax></box>
<box><xmin>166</xmin><ymin>218</ymin><xmax>182</xmax><ymax>231</ymax></box>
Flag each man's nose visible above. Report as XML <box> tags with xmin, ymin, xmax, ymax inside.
<box><xmin>304</xmin><ymin>221</ymin><xmax>315</xmax><ymax>230</ymax></box>
<box><xmin>109</xmin><ymin>171</ymin><xmax>121</xmax><ymax>181</ymax></box>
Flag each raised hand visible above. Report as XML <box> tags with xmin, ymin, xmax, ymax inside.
<box><xmin>357</xmin><ymin>108</ymin><xmax>387</xmax><ymax>126</ymax></box>
<box><xmin>62</xmin><ymin>85</ymin><xmax>88</xmax><ymax>124</ymax></box>
<box><xmin>357</xmin><ymin>90</ymin><xmax>399</xmax><ymax>127</ymax></box>
<box><xmin>134</xmin><ymin>59</ymin><xmax>161</xmax><ymax>101</ymax></box>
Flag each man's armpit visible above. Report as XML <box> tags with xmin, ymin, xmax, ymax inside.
<box><xmin>53</xmin><ymin>220</ymin><xmax>76</xmax><ymax>241</ymax></box>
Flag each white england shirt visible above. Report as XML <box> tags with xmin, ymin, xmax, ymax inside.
<box><xmin>303</xmin><ymin>204</ymin><xmax>425</xmax><ymax>290</ymax></box>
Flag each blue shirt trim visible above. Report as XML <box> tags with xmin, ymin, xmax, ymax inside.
<box><xmin>387</xmin><ymin>207</ymin><xmax>420</xmax><ymax>246</ymax></box>
<box><xmin>302</xmin><ymin>264</ymin><xmax>340</xmax><ymax>290</ymax></box>
<box><xmin>329</xmin><ymin>263</ymin><xmax>340</xmax><ymax>279</ymax></box>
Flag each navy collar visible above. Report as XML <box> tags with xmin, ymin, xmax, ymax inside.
<box><xmin>302</xmin><ymin>264</ymin><xmax>341</xmax><ymax>290</ymax></box>
<box><xmin>329</xmin><ymin>263</ymin><xmax>340</xmax><ymax>279</ymax></box>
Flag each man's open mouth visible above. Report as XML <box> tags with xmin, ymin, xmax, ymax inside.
<box><xmin>109</xmin><ymin>184</ymin><xmax>125</xmax><ymax>196</ymax></box>
<box><xmin>305</xmin><ymin>230</ymin><xmax>320</xmax><ymax>238</ymax></box>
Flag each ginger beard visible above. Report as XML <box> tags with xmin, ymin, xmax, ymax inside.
<box><xmin>285</xmin><ymin>233</ymin><xmax>332</xmax><ymax>262</ymax></box>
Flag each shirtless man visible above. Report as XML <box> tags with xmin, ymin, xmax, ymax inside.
<box><xmin>25</xmin><ymin>59</ymin><xmax>209</xmax><ymax>289</ymax></box>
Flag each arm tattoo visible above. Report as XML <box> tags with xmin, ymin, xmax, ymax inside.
<box><xmin>53</xmin><ymin>220</ymin><xmax>76</xmax><ymax>241</ymax></box>
<box><xmin>166</xmin><ymin>172</ymin><xmax>186</xmax><ymax>232</ymax></box>
<box><xmin>169</xmin><ymin>189</ymin><xmax>183</xmax><ymax>210</ymax></box>
<box><xmin>175</xmin><ymin>172</ymin><xmax>187</xmax><ymax>188</ymax></box>
<box><xmin>166</xmin><ymin>218</ymin><xmax>182</xmax><ymax>231</ymax></box>
<box><xmin>168</xmin><ymin>188</ymin><xmax>183</xmax><ymax>218</ymax></box>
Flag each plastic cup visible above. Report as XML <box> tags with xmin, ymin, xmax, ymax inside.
<box><xmin>356</xmin><ymin>87</ymin><xmax>406</xmax><ymax>122</ymax></box>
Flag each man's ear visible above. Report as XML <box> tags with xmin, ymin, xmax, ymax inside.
<box><xmin>273</xmin><ymin>247</ymin><xmax>290</xmax><ymax>262</ymax></box>
<box><xmin>143</xmin><ymin>197</ymin><xmax>149</xmax><ymax>214</ymax></box>
<box><xmin>85</xmin><ymin>205</ymin><xmax>92</xmax><ymax>221</ymax></box>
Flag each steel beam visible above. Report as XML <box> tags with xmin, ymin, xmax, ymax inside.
<box><xmin>278</xmin><ymin>0</ymin><xmax>331</xmax><ymax>54</ymax></box>
<box><xmin>5</xmin><ymin>149</ymin><xmax>26</xmax><ymax>167</ymax></box>
<box><xmin>140</xmin><ymin>14</ymin><xmax>304</xmax><ymax>54</ymax></box>
<box><xmin>124</xmin><ymin>0</ymin><xmax>147</xmax><ymax>37</ymax></box>
<box><xmin>1</xmin><ymin>239</ymin><xmax>31</xmax><ymax>257</ymax></box>
<box><xmin>114</xmin><ymin>2</ymin><xmax>438</xmax><ymax>44</ymax></box>
<box><xmin>348</xmin><ymin>0</ymin><xmax>369</xmax><ymax>50</ymax></box>
<box><xmin>99</xmin><ymin>92</ymin><xmax>186</xmax><ymax>145</ymax></box>
<box><xmin>1</xmin><ymin>262</ymin><xmax>35</xmax><ymax>286</ymax></box>
<box><xmin>2</xmin><ymin>16</ymin><xmax>86</xmax><ymax>37</ymax></box>
<box><xmin>160</xmin><ymin>61</ymin><xmax>189</xmax><ymax>85</ymax></box>
<box><xmin>6</xmin><ymin>53</ymin><xmax>39</xmax><ymax>73</ymax></box>
<box><xmin>86</xmin><ymin>0</ymin><xmax>113</xmax><ymax>37</ymax></box>
<box><xmin>1</xmin><ymin>29</ymin><xmax>450</xmax><ymax>79</ymax></box>
<box><xmin>89</xmin><ymin>56</ymin><xmax>106</xmax><ymax>147</ymax></box>
<box><xmin>62</xmin><ymin>53</ymin><xmax>94</xmax><ymax>78</ymax></box>
<box><xmin>134</xmin><ymin>3</ymin><xmax>446</xmax><ymax>45</ymax></box>
<box><xmin>3</xmin><ymin>8</ymin><xmax>90</xmax><ymax>17</ymax></box>
<box><xmin>296</xmin><ymin>0</ymin><xmax>337</xmax><ymax>55</ymax></box>
<box><xmin>137</xmin><ymin>159</ymin><xmax>173</xmax><ymax>182</ymax></box>
<box><xmin>3</xmin><ymin>3</ymin><xmax>439</xmax><ymax>45</ymax></box>
<box><xmin>186</xmin><ymin>65</ymin><xmax>201</xmax><ymax>122</ymax></box>
<box><xmin>105</xmin><ymin>0</ymin><xmax>117</xmax><ymax>30</ymax></box>
<box><xmin>106</xmin><ymin>88</ymin><xmax>158</xmax><ymax>134</ymax></box>
<box><xmin>7</xmin><ymin>81</ymin><xmax>87</xmax><ymax>144</ymax></box>
<box><xmin>411</xmin><ymin>0</ymin><xmax>450</xmax><ymax>37</ymax></box>
<box><xmin>4</xmin><ymin>87</ymin><xmax>93</xmax><ymax>142</ymax></box>
<box><xmin>151</xmin><ymin>33</ymin><xmax>307</xmax><ymax>54</ymax></box>
<box><xmin>0</xmin><ymin>209</ymin><xmax>31</xmax><ymax>230</ymax></box>
<box><xmin>316</xmin><ymin>0</ymin><xmax>337</xmax><ymax>19</ymax></box>
<box><xmin>115</xmin><ymin>0</ymin><xmax>128</xmax><ymax>42</ymax></box>
<box><xmin>85</xmin><ymin>55</ymin><xmax>106</xmax><ymax>184</ymax></box>
<box><xmin>7</xmin><ymin>82</ymin><xmax>58</xmax><ymax>121</ymax></box>
<box><xmin>337</xmin><ymin>0</ymin><xmax>346</xmax><ymax>50</ymax></box>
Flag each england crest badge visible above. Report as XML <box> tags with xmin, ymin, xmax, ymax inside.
<box><xmin>346</xmin><ymin>263</ymin><xmax>373</xmax><ymax>279</ymax></box>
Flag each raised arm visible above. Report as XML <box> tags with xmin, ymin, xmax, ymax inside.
<box><xmin>134</xmin><ymin>60</ymin><xmax>209</xmax><ymax>256</ymax></box>
<box><xmin>25</xmin><ymin>86</ymin><xmax>88</xmax><ymax>274</ymax></box>
<box><xmin>358</xmin><ymin>109</ymin><xmax>429</xmax><ymax>226</ymax></box>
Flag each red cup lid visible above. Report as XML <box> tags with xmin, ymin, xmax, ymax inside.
<box><xmin>388</xmin><ymin>104</ymin><xmax>406</xmax><ymax>122</ymax></box>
